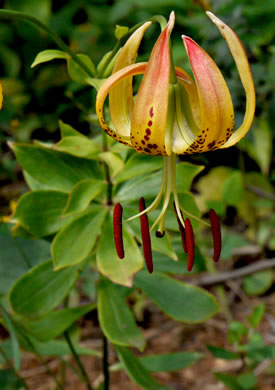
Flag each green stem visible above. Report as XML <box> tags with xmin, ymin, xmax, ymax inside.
<box><xmin>102</xmin><ymin>133</ymin><xmax>112</xmax><ymax>205</ymax></box>
<box><xmin>64</xmin><ymin>331</ymin><xmax>93</xmax><ymax>390</ymax></box>
<box><xmin>0</xmin><ymin>9</ymin><xmax>94</xmax><ymax>79</ymax></box>
<box><xmin>102</xmin><ymin>334</ymin><xmax>109</xmax><ymax>390</ymax></box>
<box><xmin>0</xmin><ymin>345</ymin><xmax>29</xmax><ymax>389</ymax></box>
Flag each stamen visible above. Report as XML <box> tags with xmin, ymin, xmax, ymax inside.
<box><xmin>185</xmin><ymin>218</ymin><xmax>195</xmax><ymax>272</ymax></box>
<box><xmin>150</xmin><ymin>157</ymin><xmax>171</xmax><ymax>232</ymax></box>
<box><xmin>126</xmin><ymin>158</ymin><xmax>167</xmax><ymax>223</ymax></box>
<box><xmin>113</xmin><ymin>203</ymin><xmax>124</xmax><ymax>259</ymax></box>
<box><xmin>139</xmin><ymin>197</ymin><xmax>153</xmax><ymax>274</ymax></box>
<box><xmin>209</xmin><ymin>209</ymin><xmax>222</xmax><ymax>262</ymax></box>
<box><xmin>174</xmin><ymin>203</ymin><xmax>187</xmax><ymax>253</ymax></box>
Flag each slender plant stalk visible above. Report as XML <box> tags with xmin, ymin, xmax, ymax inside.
<box><xmin>102</xmin><ymin>334</ymin><xmax>109</xmax><ymax>390</ymax></box>
<box><xmin>0</xmin><ymin>345</ymin><xmax>29</xmax><ymax>389</ymax></box>
<box><xmin>0</xmin><ymin>9</ymin><xmax>94</xmax><ymax>79</ymax></box>
<box><xmin>64</xmin><ymin>331</ymin><xmax>94</xmax><ymax>390</ymax></box>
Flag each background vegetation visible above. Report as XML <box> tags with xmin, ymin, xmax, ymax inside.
<box><xmin>0</xmin><ymin>0</ymin><xmax>274</xmax><ymax>389</ymax></box>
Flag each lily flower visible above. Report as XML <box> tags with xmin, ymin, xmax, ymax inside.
<box><xmin>96</xmin><ymin>12</ymin><xmax>255</xmax><ymax>273</ymax></box>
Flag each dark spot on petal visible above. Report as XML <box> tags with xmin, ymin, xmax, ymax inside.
<box><xmin>149</xmin><ymin>107</ymin><xmax>154</xmax><ymax>118</ymax></box>
<box><xmin>146</xmin><ymin>129</ymin><xmax>151</xmax><ymax>135</ymax></box>
<box><xmin>207</xmin><ymin>141</ymin><xmax>216</xmax><ymax>149</ymax></box>
<box><xmin>144</xmin><ymin>135</ymin><xmax>149</xmax><ymax>141</ymax></box>
<box><xmin>144</xmin><ymin>148</ymin><xmax>150</xmax><ymax>153</ymax></box>
<box><xmin>148</xmin><ymin>120</ymin><xmax>153</xmax><ymax>126</ymax></box>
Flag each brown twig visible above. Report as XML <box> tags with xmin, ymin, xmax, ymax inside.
<box><xmin>191</xmin><ymin>258</ymin><xmax>275</xmax><ymax>286</ymax></box>
<box><xmin>245</xmin><ymin>185</ymin><xmax>275</xmax><ymax>201</ymax></box>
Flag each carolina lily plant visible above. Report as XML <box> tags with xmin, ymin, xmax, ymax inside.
<box><xmin>96</xmin><ymin>11</ymin><xmax>255</xmax><ymax>273</ymax></box>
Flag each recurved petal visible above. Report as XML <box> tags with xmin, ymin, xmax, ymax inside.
<box><xmin>109</xmin><ymin>22</ymin><xmax>152</xmax><ymax>137</ymax></box>
<box><xmin>130</xmin><ymin>12</ymin><xmax>175</xmax><ymax>156</ymax></box>
<box><xmin>96</xmin><ymin>62</ymin><xmax>147</xmax><ymax>147</ymax></box>
<box><xmin>206</xmin><ymin>12</ymin><xmax>255</xmax><ymax>148</ymax></box>
<box><xmin>181</xmin><ymin>36</ymin><xmax>234</xmax><ymax>154</ymax></box>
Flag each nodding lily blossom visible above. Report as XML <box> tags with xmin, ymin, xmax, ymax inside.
<box><xmin>96</xmin><ymin>11</ymin><xmax>255</xmax><ymax>273</ymax></box>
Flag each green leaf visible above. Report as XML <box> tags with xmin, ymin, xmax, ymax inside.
<box><xmin>221</xmin><ymin>233</ymin><xmax>250</xmax><ymax>260</ymax></box>
<box><xmin>151</xmin><ymin>245</ymin><xmax>206</xmax><ymax>274</ymax></box>
<box><xmin>253</xmin><ymin>119</ymin><xmax>272</xmax><ymax>175</ymax></box>
<box><xmin>248</xmin><ymin>303</ymin><xmax>265</xmax><ymax>328</ymax></box>
<box><xmin>0</xmin><ymin>228</ymin><xmax>50</xmax><ymax>295</ymax></box>
<box><xmin>222</xmin><ymin>171</ymin><xmax>244</xmax><ymax>206</ymax></box>
<box><xmin>63</xmin><ymin>179</ymin><xmax>106</xmax><ymax>216</ymax></box>
<box><xmin>98</xmin><ymin>151</ymin><xmax>124</xmax><ymax>177</ymax></box>
<box><xmin>127</xmin><ymin>214</ymin><xmax>177</xmax><ymax>261</ymax></box>
<box><xmin>176</xmin><ymin>162</ymin><xmax>205</xmax><ymax>192</ymax></box>
<box><xmin>115</xmin><ymin>25</ymin><xmax>129</xmax><ymax>40</ymax></box>
<box><xmin>10</xmin><ymin>143</ymin><xmax>102</xmax><ymax>193</ymax></box>
<box><xmin>98</xmin><ymin>279</ymin><xmax>146</xmax><ymax>351</ymax></box>
<box><xmin>228</xmin><ymin>322</ymin><xmax>248</xmax><ymax>345</ymax></box>
<box><xmin>55</xmin><ymin>136</ymin><xmax>99</xmax><ymax>159</ymax></box>
<box><xmin>0</xmin><ymin>340</ymin><xmax>13</xmax><ymax>365</ymax></box>
<box><xmin>134</xmin><ymin>271</ymin><xmax>219</xmax><ymax>323</ymax></box>
<box><xmin>195</xmin><ymin>166</ymin><xmax>232</xmax><ymax>213</ymax></box>
<box><xmin>12</xmin><ymin>191</ymin><xmax>71</xmax><ymax>237</ymax></box>
<box><xmin>215</xmin><ymin>373</ymin><xmax>241</xmax><ymax>390</ymax></box>
<box><xmin>9</xmin><ymin>260</ymin><xmax>78</xmax><ymax>319</ymax></box>
<box><xmin>19</xmin><ymin>336</ymin><xmax>100</xmax><ymax>357</ymax></box>
<box><xmin>8</xmin><ymin>0</ymin><xmax>51</xmax><ymax>23</ymax></box>
<box><xmin>246</xmin><ymin>345</ymin><xmax>275</xmax><ymax>360</ymax></box>
<box><xmin>31</xmin><ymin>49</ymin><xmax>68</xmax><ymax>68</ymax></box>
<box><xmin>115</xmin><ymin>346</ymin><xmax>169</xmax><ymax>390</ymax></box>
<box><xmin>139</xmin><ymin>351</ymin><xmax>203</xmax><ymax>372</ymax></box>
<box><xmin>22</xmin><ymin>303</ymin><xmax>95</xmax><ymax>342</ymax></box>
<box><xmin>243</xmin><ymin>271</ymin><xmax>274</xmax><ymax>296</ymax></box>
<box><xmin>0</xmin><ymin>370</ymin><xmax>25</xmax><ymax>390</ymax></box>
<box><xmin>114</xmin><ymin>154</ymin><xmax>163</xmax><ymax>184</ymax></box>
<box><xmin>0</xmin><ymin>305</ymin><xmax>21</xmax><ymax>371</ymax></box>
<box><xmin>207</xmin><ymin>345</ymin><xmax>239</xmax><ymax>360</ymax></box>
<box><xmin>67</xmin><ymin>54</ymin><xmax>96</xmax><ymax>83</ymax></box>
<box><xmin>97</xmin><ymin>215</ymin><xmax>144</xmax><ymax>287</ymax></box>
<box><xmin>52</xmin><ymin>206</ymin><xmax>107</xmax><ymax>269</ymax></box>
<box><xmin>59</xmin><ymin>120</ymin><xmax>85</xmax><ymax>138</ymax></box>
<box><xmin>23</xmin><ymin>170</ymin><xmax>55</xmax><ymax>191</ymax></box>
<box><xmin>114</xmin><ymin>171</ymin><xmax>162</xmax><ymax>203</ymax></box>
<box><xmin>236</xmin><ymin>372</ymin><xmax>257</xmax><ymax>389</ymax></box>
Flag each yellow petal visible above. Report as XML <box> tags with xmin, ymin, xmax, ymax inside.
<box><xmin>175</xmin><ymin>66</ymin><xmax>200</xmax><ymax>126</ymax></box>
<box><xmin>179</xmin><ymin>36</ymin><xmax>234</xmax><ymax>154</ymax></box>
<box><xmin>130</xmin><ymin>12</ymin><xmax>175</xmax><ymax>156</ymax></box>
<box><xmin>109</xmin><ymin>21</ymin><xmax>152</xmax><ymax>137</ymax></box>
<box><xmin>206</xmin><ymin>12</ymin><xmax>256</xmax><ymax>148</ymax></box>
<box><xmin>96</xmin><ymin>63</ymin><xmax>147</xmax><ymax>147</ymax></box>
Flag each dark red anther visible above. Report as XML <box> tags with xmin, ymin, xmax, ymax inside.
<box><xmin>209</xmin><ymin>208</ymin><xmax>222</xmax><ymax>263</ymax></box>
<box><xmin>139</xmin><ymin>197</ymin><xmax>153</xmax><ymax>274</ymax></box>
<box><xmin>185</xmin><ymin>218</ymin><xmax>195</xmax><ymax>272</ymax></box>
<box><xmin>113</xmin><ymin>203</ymin><xmax>124</xmax><ymax>259</ymax></box>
